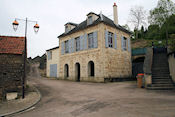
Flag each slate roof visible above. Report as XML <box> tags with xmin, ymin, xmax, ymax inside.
<box><xmin>0</xmin><ymin>36</ymin><xmax>25</xmax><ymax>55</ymax></box>
<box><xmin>58</xmin><ymin>13</ymin><xmax>131</xmax><ymax>38</ymax></box>
<box><xmin>46</xmin><ymin>46</ymin><xmax>59</xmax><ymax>51</ymax></box>
<box><xmin>65</xmin><ymin>22</ymin><xmax>78</xmax><ymax>26</ymax></box>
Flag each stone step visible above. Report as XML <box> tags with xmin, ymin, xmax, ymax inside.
<box><xmin>150</xmin><ymin>84</ymin><xmax>175</xmax><ymax>87</ymax></box>
<box><xmin>152</xmin><ymin>74</ymin><xmax>170</xmax><ymax>76</ymax></box>
<box><xmin>152</xmin><ymin>67</ymin><xmax>169</xmax><ymax>70</ymax></box>
<box><xmin>152</xmin><ymin>65</ymin><xmax>169</xmax><ymax>67</ymax></box>
<box><xmin>152</xmin><ymin>82</ymin><xmax>173</xmax><ymax>84</ymax></box>
<box><xmin>147</xmin><ymin>87</ymin><xmax>175</xmax><ymax>90</ymax></box>
<box><xmin>152</xmin><ymin>78</ymin><xmax>172</xmax><ymax>81</ymax></box>
<box><xmin>152</xmin><ymin>76</ymin><xmax>170</xmax><ymax>79</ymax></box>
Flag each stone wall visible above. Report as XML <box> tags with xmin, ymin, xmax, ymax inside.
<box><xmin>143</xmin><ymin>48</ymin><xmax>153</xmax><ymax>87</ymax></box>
<box><xmin>0</xmin><ymin>54</ymin><xmax>23</xmax><ymax>100</ymax></box>
<box><xmin>103</xmin><ymin>24</ymin><xmax>132</xmax><ymax>78</ymax></box>
<box><xmin>58</xmin><ymin>23</ymin><xmax>131</xmax><ymax>82</ymax></box>
<box><xmin>168</xmin><ymin>52</ymin><xmax>175</xmax><ymax>82</ymax></box>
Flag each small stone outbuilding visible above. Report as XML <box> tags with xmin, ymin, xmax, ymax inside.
<box><xmin>46</xmin><ymin>46</ymin><xmax>60</xmax><ymax>78</ymax></box>
<box><xmin>0</xmin><ymin>36</ymin><xmax>25</xmax><ymax>101</ymax></box>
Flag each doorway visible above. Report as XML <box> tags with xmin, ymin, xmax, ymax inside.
<box><xmin>75</xmin><ymin>63</ymin><xmax>80</xmax><ymax>82</ymax></box>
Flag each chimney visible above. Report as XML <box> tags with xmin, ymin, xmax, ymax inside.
<box><xmin>113</xmin><ymin>3</ymin><xmax>118</xmax><ymax>25</ymax></box>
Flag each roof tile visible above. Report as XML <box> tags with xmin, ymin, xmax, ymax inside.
<box><xmin>0</xmin><ymin>36</ymin><xmax>25</xmax><ymax>55</ymax></box>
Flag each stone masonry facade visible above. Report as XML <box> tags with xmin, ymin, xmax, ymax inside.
<box><xmin>58</xmin><ymin>22</ymin><xmax>131</xmax><ymax>82</ymax></box>
<box><xmin>47</xmin><ymin>4</ymin><xmax>132</xmax><ymax>82</ymax></box>
<box><xmin>0</xmin><ymin>54</ymin><xmax>24</xmax><ymax>100</ymax></box>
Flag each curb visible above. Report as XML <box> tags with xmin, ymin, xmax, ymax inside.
<box><xmin>0</xmin><ymin>86</ymin><xmax>41</xmax><ymax>117</ymax></box>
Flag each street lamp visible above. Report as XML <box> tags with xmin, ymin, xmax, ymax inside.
<box><xmin>12</xmin><ymin>18</ymin><xmax>39</xmax><ymax>99</ymax></box>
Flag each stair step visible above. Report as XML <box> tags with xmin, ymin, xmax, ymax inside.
<box><xmin>150</xmin><ymin>84</ymin><xmax>174</xmax><ymax>87</ymax></box>
<box><xmin>147</xmin><ymin>87</ymin><xmax>175</xmax><ymax>90</ymax></box>
<box><xmin>152</xmin><ymin>71</ymin><xmax>169</xmax><ymax>73</ymax></box>
<box><xmin>152</xmin><ymin>73</ymin><xmax>169</xmax><ymax>77</ymax></box>
<box><xmin>152</xmin><ymin>76</ymin><xmax>170</xmax><ymax>79</ymax></box>
<box><xmin>152</xmin><ymin>74</ymin><xmax>170</xmax><ymax>77</ymax></box>
<box><xmin>152</xmin><ymin>82</ymin><xmax>173</xmax><ymax>84</ymax></box>
<box><xmin>152</xmin><ymin>67</ymin><xmax>169</xmax><ymax>70</ymax></box>
<box><xmin>152</xmin><ymin>79</ymin><xmax>172</xmax><ymax>81</ymax></box>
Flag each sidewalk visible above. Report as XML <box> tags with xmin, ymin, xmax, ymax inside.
<box><xmin>0</xmin><ymin>85</ymin><xmax>41</xmax><ymax>117</ymax></box>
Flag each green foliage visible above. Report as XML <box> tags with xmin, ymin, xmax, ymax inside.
<box><xmin>160</xmin><ymin>14</ymin><xmax>175</xmax><ymax>39</ymax></box>
<box><xmin>148</xmin><ymin>0</ymin><xmax>175</xmax><ymax>27</ymax></box>
<box><xmin>144</xmin><ymin>25</ymin><xmax>161</xmax><ymax>40</ymax></box>
<box><xmin>169</xmin><ymin>34</ymin><xmax>175</xmax><ymax>51</ymax></box>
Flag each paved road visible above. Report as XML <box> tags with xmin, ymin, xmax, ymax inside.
<box><xmin>14</xmin><ymin>77</ymin><xmax>175</xmax><ymax>117</ymax></box>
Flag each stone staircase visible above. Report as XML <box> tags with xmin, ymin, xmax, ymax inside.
<box><xmin>147</xmin><ymin>48</ymin><xmax>175</xmax><ymax>90</ymax></box>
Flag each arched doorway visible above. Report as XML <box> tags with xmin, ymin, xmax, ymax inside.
<box><xmin>75</xmin><ymin>63</ymin><xmax>80</xmax><ymax>82</ymax></box>
<box><xmin>64</xmin><ymin>64</ymin><xmax>69</xmax><ymax>78</ymax></box>
<box><xmin>132</xmin><ymin>57</ymin><xmax>145</xmax><ymax>78</ymax></box>
<box><xmin>88</xmin><ymin>61</ymin><xmax>95</xmax><ymax>77</ymax></box>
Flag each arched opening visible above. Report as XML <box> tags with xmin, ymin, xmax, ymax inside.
<box><xmin>132</xmin><ymin>57</ymin><xmax>145</xmax><ymax>78</ymax></box>
<box><xmin>64</xmin><ymin>64</ymin><xmax>69</xmax><ymax>78</ymax></box>
<box><xmin>75</xmin><ymin>63</ymin><xmax>80</xmax><ymax>82</ymax></box>
<box><xmin>88</xmin><ymin>61</ymin><xmax>95</xmax><ymax>77</ymax></box>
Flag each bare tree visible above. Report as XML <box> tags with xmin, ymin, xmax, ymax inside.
<box><xmin>128</xmin><ymin>6</ymin><xmax>147</xmax><ymax>39</ymax></box>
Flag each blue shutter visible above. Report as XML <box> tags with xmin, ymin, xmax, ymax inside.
<box><xmin>93</xmin><ymin>31</ymin><xmax>98</xmax><ymax>48</ymax></box>
<box><xmin>68</xmin><ymin>40</ymin><xmax>71</xmax><ymax>53</ymax></box>
<box><xmin>128</xmin><ymin>38</ymin><xmax>131</xmax><ymax>52</ymax></box>
<box><xmin>47</xmin><ymin>51</ymin><xmax>50</xmax><ymax>60</ymax></box>
<box><xmin>50</xmin><ymin>64</ymin><xmax>57</xmax><ymax>77</ymax></box>
<box><xmin>80</xmin><ymin>35</ymin><xmax>84</xmax><ymax>51</ymax></box>
<box><xmin>105</xmin><ymin>30</ymin><xmax>108</xmax><ymax>48</ymax></box>
<box><xmin>72</xmin><ymin>38</ymin><xmax>75</xmax><ymax>53</ymax></box>
<box><xmin>61</xmin><ymin>42</ymin><xmax>64</xmax><ymax>55</ymax></box>
<box><xmin>114</xmin><ymin>33</ymin><xmax>117</xmax><ymax>49</ymax></box>
<box><xmin>84</xmin><ymin>34</ymin><xmax>87</xmax><ymax>50</ymax></box>
<box><xmin>121</xmin><ymin>36</ymin><xmax>124</xmax><ymax>51</ymax></box>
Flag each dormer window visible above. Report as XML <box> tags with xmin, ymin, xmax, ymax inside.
<box><xmin>64</xmin><ymin>22</ymin><xmax>77</xmax><ymax>33</ymax></box>
<box><xmin>86</xmin><ymin>12</ymin><xmax>99</xmax><ymax>26</ymax></box>
<box><xmin>65</xmin><ymin>25</ymin><xmax>69</xmax><ymax>33</ymax></box>
<box><xmin>88</xmin><ymin>16</ymin><xmax>93</xmax><ymax>25</ymax></box>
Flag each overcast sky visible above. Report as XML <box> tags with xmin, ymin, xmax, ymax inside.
<box><xmin>0</xmin><ymin>0</ymin><xmax>175</xmax><ymax>58</ymax></box>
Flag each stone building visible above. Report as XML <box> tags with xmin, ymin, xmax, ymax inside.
<box><xmin>0</xmin><ymin>36</ymin><xmax>25</xmax><ymax>100</ymax></box>
<box><xmin>46</xmin><ymin>46</ymin><xmax>59</xmax><ymax>78</ymax></box>
<box><xmin>47</xmin><ymin>3</ymin><xmax>132</xmax><ymax>82</ymax></box>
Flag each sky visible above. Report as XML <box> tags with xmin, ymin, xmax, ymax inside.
<box><xmin>0</xmin><ymin>0</ymin><xmax>175</xmax><ymax>58</ymax></box>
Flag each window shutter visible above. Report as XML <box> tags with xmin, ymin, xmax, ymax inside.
<box><xmin>72</xmin><ymin>38</ymin><xmax>75</xmax><ymax>53</ymax></box>
<box><xmin>80</xmin><ymin>35</ymin><xmax>84</xmax><ymax>51</ymax></box>
<box><xmin>61</xmin><ymin>42</ymin><xmax>64</xmax><ymax>55</ymax></box>
<box><xmin>84</xmin><ymin>34</ymin><xmax>87</xmax><ymax>50</ymax></box>
<box><xmin>128</xmin><ymin>38</ymin><xmax>131</xmax><ymax>52</ymax></box>
<box><xmin>121</xmin><ymin>36</ymin><xmax>124</xmax><ymax>51</ymax></box>
<box><xmin>105</xmin><ymin>30</ymin><xmax>108</xmax><ymax>48</ymax></box>
<box><xmin>47</xmin><ymin>51</ymin><xmax>50</xmax><ymax>60</ymax></box>
<box><xmin>68</xmin><ymin>40</ymin><xmax>71</xmax><ymax>53</ymax></box>
<box><xmin>93</xmin><ymin>31</ymin><xmax>98</xmax><ymax>48</ymax></box>
<box><xmin>114</xmin><ymin>33</ymin><xmax>117</xmax><ymax>49</ymax></box>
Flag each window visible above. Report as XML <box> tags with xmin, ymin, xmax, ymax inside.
<box><xmin>108</xmin><ymin>32</ymin><xmax>113</xmax><ymax>48</ymax></box>
<box><xmin>88</xmin><ymin>16</ymin><xmax>93</xmax><ymax>25</ymax></box>
<box><xmin>65</xmin><ymin>25</ymin><xmax>69</xmax><ymax>33</ymax></box>
<box><xmin>123</xmin><ymin>37</ymin><xmax>127</xmax><ymax>51</ymax></box>
<box><xmin>65</xmin><ymin>40</ymin><xmax>69</xmax><ymax>53</ymax></box>
<box><xmin>47</xmin><ymin>51</ymin><xmax>52</xmax><ymax>60</ymax></box>
<box><xmin>88</xmin><ymin>33</ymin><xmax>94</xmax><ymax>48</ymax></box>
<box><xmin>75</xmin><ymin>37</ymin><xmax>80</xmax><ymax>51</ymax></box>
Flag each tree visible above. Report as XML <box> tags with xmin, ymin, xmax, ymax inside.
<box><xmin>169</xmin><ymin>34</ymin><xmax>175</xmax><ymax>51</ymax></box>
<box><xmin>148</xmin><ymin>0</ymin><xmax>175</xmax><ymax>46</ymax></box>
<box><xmin>128</xmin><ymin>6</ymin><xmax>147</xmax><ymax>39</ymax></box>
<box><xmin>140</xmin><ymin>26</ymin><xmax>145</xmax><ymax>38</ymax></box>
<box><xmin>122</xmin><ymin>24</ymin><xmax>131</xmax><ymax>31</ymax></box>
